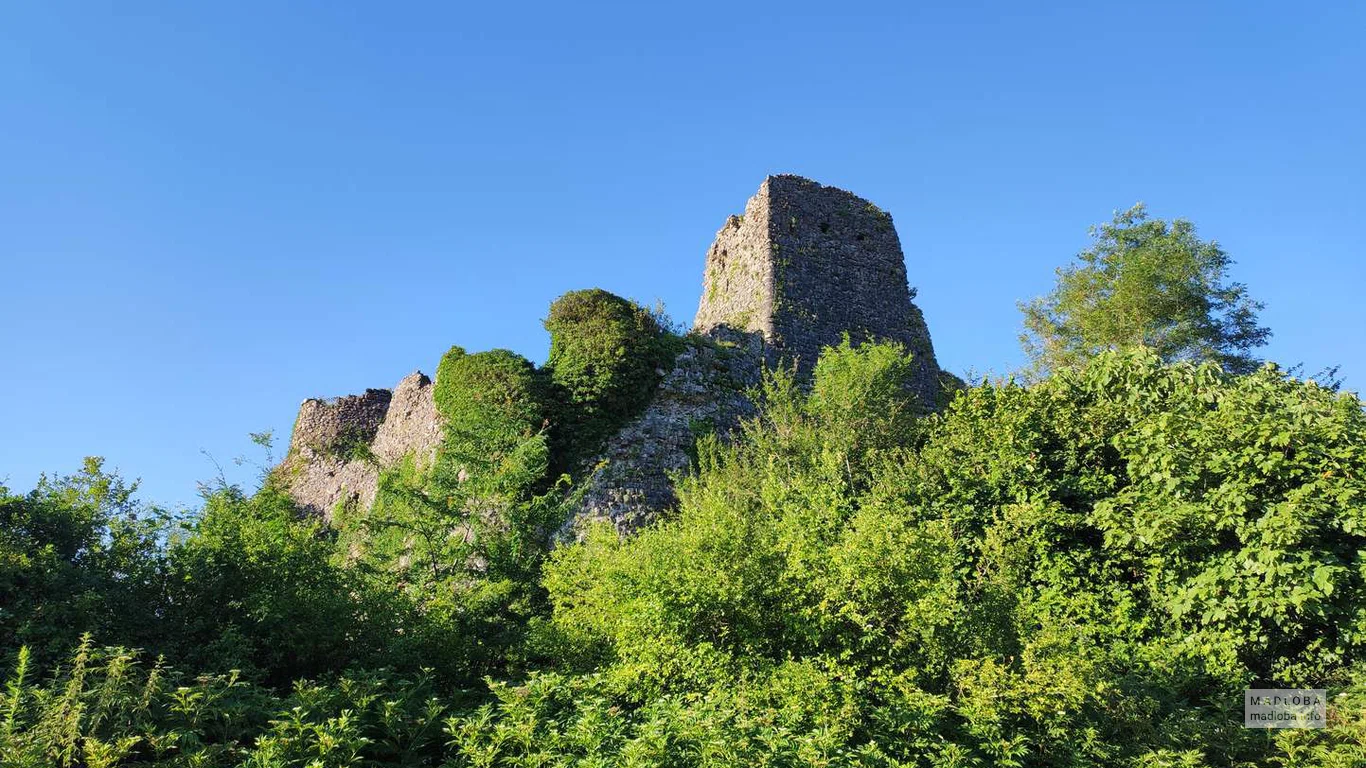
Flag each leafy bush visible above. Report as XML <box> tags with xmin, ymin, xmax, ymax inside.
<box><xmin>0</xmin><ymin>459</ymin><xmax>169</xmax><ymax>665</ymax></box>
<box><xmin>332</xmin><ymin>452</ymin><xmax>578</xmax><ymax>688</ymax></box>
<box><xmin>543</xmin><ymin>289</ymin><xmax>678</xmax><ymax>468</ymax></box>
<box><xmin>432</xmin><ymin>346</ymin><xmax>551</xmax><ymax>486</ymax></box>
<box><xmin>7</xmin><ymin>640</ymin><xmax>1366</xmax><ymax>767</ymax></box>
<box><xmin>162</xmin><ymin>484</ymin><xmax>403</xmax><ymax>686</ymax></box>
<box><xmin>333</xmin><ymin>347</ymin><xmax>577</xmax><ymax>689</ymax></box>
<box><xmin>539</xmin><ymin>344</ymin><xmax>1366</xmax><ymax>765</ymax></box>
<box><xmin>5</xmin><ymin>340</ymin><xmax>1366</xmax><ymax>765</ymax></box>
<box><xmin>0</xmin><ymin>639</ymin><xmax>454</xmax><ymax>768</ymax></box>
<box><xmin>808</xmin><ymin>334</ymin><xmax>926</xmax><ymax>464</ymax></box>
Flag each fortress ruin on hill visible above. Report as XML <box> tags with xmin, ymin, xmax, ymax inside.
<box><xmin>276</xmin><ymin>175</ymin><xmax>945</xmax><ymax>532</ymax></box>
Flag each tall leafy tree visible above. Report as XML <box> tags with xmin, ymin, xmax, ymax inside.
<box><xmin>1020</xmin><ymin>204</ymin><xmax>1270</xmax><ymax>376</ymax></box>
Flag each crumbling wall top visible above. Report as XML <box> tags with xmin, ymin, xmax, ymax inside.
<box><xmin>289</xmin><ymin>389</ymin><xmax>392</xmax><ymax>456</ymax></box>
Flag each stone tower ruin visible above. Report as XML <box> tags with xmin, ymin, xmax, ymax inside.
<box><xmin>694</xmin><ymin>174</ymin><xmax>942</xmax><ymax>406</ymax></box>
<box><xmin>277</xmin><ymin>174</ymin><xmax>946</xmax><ymax>527</ymax></box>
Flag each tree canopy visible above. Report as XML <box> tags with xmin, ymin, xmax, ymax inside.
<box><xmin>5</xmin><ymin>258</ymin><xmax>1363</xmax><ymax>766</ymax></box>
<box><xmin>1020</xmin><ymin>204</ymin><xmax>1271</xmax><ymax>377</ymax></box>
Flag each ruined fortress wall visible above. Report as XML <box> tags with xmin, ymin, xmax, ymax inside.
<box><xmin>563</xmin><ymin>326</ymin><xmax>764</xmax><ymax>539</ymax></box>
<box><xmin>291</xmin><ymin>389</ymin><xmax>392</xmax><ymax>454</ymax></box>
<box><xmin>370</xmin><ymin>372</ymin><xmax>442</xmax><ymax>466</ymax></box>
<box><xmin>692</xmin><ymin>186</ymin><xmax>775</xmax><ymax>339</ymax></box>
<box><xmin>279</xmin><ymin>174</ymin><xmax>947</xmax><ymax>527</ymax></box>
<box><xmin>280</xmin><ymin>373</ymin><xmax>442</xmax><ymax>519</ymax></box>
<box><xmin>694</xmin><ymin>175</ymin><xmax>942</xmax><ymax>407</ymax></box>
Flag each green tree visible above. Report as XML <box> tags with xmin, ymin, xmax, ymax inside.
<box><xmin>4</xmin><ymin>342</ymin><xmax>1366</xmax><ymax>765</ymax></box>
<box><xmin>1020</xmin><ymin>204</ymin><xmax>1270</xmax><ymax>377</ymax></box>
<box><xmin>334</xmin><ymin>346</ymin><xmax>578</xmax><ymax>684</ymax></box>
<box><xmin>540</xmin><ymin>342</ymin><xmax>1366</xmax><ymax>765</ymax></box>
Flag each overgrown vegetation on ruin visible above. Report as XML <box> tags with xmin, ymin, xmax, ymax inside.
<box><xmin>543</xmin><ymin>288</ymin><xmax>681</xmax><ymax>471</ymax></box>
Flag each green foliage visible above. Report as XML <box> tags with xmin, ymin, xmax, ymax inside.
<box><xmin>1020</xmin><ymin>204</ymin><xmax>1271</xmax><ymax>377</ymax></box>
<box><xmin>7</xmin><ymin>627</ymin><xmax>1366</xmax><ymax>765</ymax></box>
<box><xmin>0</xmin><ymin>459</ymin><xmax>170</xmax><ymax>663</ymax></box>
<box><xmin>333</xmin><ymin>451</ymin><xmax>580</xmax><ymax>687</ymax></box>
<box><xmin>335</xmin><ymin>347</ymin><xmax>580</xmax><ymax>688</ymax></box>
<box><xmin>809</xmin><ymin>334</ymin><xmax>926</xmax><ymax>461</ymax></box>
<box><xmin>5</xmin><ymin>338</ymin><xmax>1366</xmax><ymax>765</ymax></box>
<box><xmin>543</xmin><ymin>289</ymin><xmax>679</xmax><ymax>468</ymax></box>
<box><xmin>433</xmin><ymin>346</ymin><xmax>551</xmax><ymax>488</ymax></box>
<box><xmin>2</xmin><ymin>456</ymin><xmax>478</xmax><ymax>689</ymax></box>
<box><xmin>2</xmin><ymin>643</ymin><xmax>870</xmax><ymax>767</ymax></box>
<box><xmin>540</xmin><ymin>344</ymin><xmax>1366</xmax><ymax>765</ymax></box>
<box><xmin>163</xmin><ymin>484</ymin><xmax>403</xmax><ymax>686</ymax></box>
<box><xmin>0</xmin><ymin>640</ymin><xmax>456</xmax><ymax>768</ymax></box>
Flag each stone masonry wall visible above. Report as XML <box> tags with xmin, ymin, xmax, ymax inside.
<box><xmin>561</xmin><ymin>326</ymin><xmax>764</xmax><ymax>539</ymax></box>
<box><xmin>371</xmin><ymin>372</ymin><xmax>443</xmax><ymax>466</ymax></box>
<box><xmin>694</xmin><ymin>175</ymin><xmax>942</xmax><ymax>408</ymax></box>
<box><xmin>291</xmin><ymin>389</ymin><xmax>392</xmax><ymax>455</ymax></box>
<box><xmin>279</xmin><ymin>373</ymin><xmax>441</xmax><ymax>520</ymax></box>
<box><xmin>692</xmin><ymin>192</ymin><xmax>775</xmax><ymax>340</ymax></box>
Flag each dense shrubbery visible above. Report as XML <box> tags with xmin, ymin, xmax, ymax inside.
<box><xmin>535</xmin><ymin>346</ymin><xmax>1366</xmax><ymax>765</ymax></box>
<box><xmin>161</xmin><ymin>484</ymin><xmax>395</xmax><ymax>685</ymax></box>
<box><xmin>311</xmin><ymin>290</ymin><xmax>681</xmax><ymax>698</ymax></box>
<box><xmin>4</xmin><ymin>338</ymin><xmax>1365</xmax><ymax>766</ymax></box>
<box><xmin>0</xmin><ymin>459</ymin><xmax>167</xmax><ymax>665</ymax></box>
<box><xmin>543</xmin><ymin>289</ymin><xmax>679</xmax><ymax>468</ymax></box>
<box><xmin>431</xmin><ymin>346</ymin><xmax>552</xmax><ymax>489</ymax></box>
<box><xmin>328</xmin><ymin>345</ymin><xmax>575</xmax><ymax>689</ymax></box>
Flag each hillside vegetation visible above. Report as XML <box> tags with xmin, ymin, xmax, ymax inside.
<box><xmin>3</xmin><ymin>341</ymin><xmax>1364</xmax><ymax>766</ymax></box>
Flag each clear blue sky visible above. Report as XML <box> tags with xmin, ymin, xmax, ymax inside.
<box><xmin>3</xmin><ymin>2</ymin><xmax>1362</xmax><ymax>508</ymax></box>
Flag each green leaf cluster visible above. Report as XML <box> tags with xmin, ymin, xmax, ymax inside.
<box><xmin>535</xmin><ymin>345</ymin><xmax>1366</xmax><ymax>765</ymax></box>
<box><xmin>432</xmin><ymin>345</ymin><xmax>551</xmax><ymax>485</ymax></box>
<box><xmin>0</xmin><ymin>459</ymin><xmax>169</xmax><ymax>663</ymax></box>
